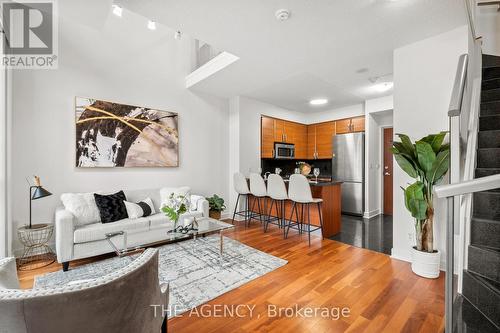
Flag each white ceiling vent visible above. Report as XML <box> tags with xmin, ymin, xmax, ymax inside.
<box><xmin>275</xmin><ymin>9</ymin><xmax>291</xmax><ymax>21</ymax></box>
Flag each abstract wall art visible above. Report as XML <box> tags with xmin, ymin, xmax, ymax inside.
<box><xmin>75</xmin><ymin>97</ymin><xmax>179</xmax><ymax>167</ymax></box>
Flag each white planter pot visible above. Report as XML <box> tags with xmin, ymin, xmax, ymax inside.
<box><xmin>411</xmin><ymin>247</ymin><xmax>440</xmax><ymax>279</ymax></box>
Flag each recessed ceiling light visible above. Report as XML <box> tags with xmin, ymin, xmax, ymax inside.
<box><xmin>147</xmin><ymin>20</ymin><xmax>156</xmax><ymax>30</ymax></box>
<box><xmin>112</xmin><ymin>4</ymin><xmax>123</xmax><ymax>17</ymax></box>
<box><xmin>374</xmin><ymin>82</ymin><xmax>393</xmax><ymax>92</ymax></box>
<box><xmin>309</xmin><ymin>98</ymin><xmax>328</xmax><ymax>106</ymax></box>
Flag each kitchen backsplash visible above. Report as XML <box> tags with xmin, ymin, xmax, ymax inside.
<box><xmin>261</xmin><ymin>158</ymin><xmax>332</xmax><ymax>177</ymax></box>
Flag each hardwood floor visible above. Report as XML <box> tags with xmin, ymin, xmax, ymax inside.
<box><xmin>17</xmin><ymin>220</ymin><xmax>444</xmax><ymax>333</ymax></box>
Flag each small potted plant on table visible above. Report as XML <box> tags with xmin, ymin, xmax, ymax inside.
<box><xmin>392</xmin><ymin>132</ymin><xmax>449</xmax><ymax>279</ymax></box>
<box><xmin>207</xmin><ymin>194</ymin><xmax>226</xmax><ymax>220</ymax></box>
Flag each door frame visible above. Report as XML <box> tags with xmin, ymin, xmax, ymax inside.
<box><xmin>379</xmin><ymin>126</ymin><xmax>393</xmax><ymax>216</ymax></box>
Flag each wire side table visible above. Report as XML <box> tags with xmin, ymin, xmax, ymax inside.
<box><xmin>17</xmin><ymin>223</ymin><xmax>56</xmax><ymax>270</ymax></box>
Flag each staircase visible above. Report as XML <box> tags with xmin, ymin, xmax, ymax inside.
<box><xmin>456</xmin><ymin>54</ymin><xmax>500</xmax><ymax>332</ymax></box>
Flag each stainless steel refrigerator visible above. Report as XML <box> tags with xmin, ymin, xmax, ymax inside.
<box><xmin>332</xmin><ymin>132</ymin><xmax>365</xmax><ymax>216</ymax></box>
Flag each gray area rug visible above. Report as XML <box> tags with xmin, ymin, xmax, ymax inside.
<box><xmin>35</xmin><ymin>235</ymin><xmax>287</xmax><ymax>316</ymax></box>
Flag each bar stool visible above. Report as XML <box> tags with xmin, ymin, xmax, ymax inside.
<box><xmin>265</xmin><ymin>174</ymin><xmax>288</xmax><ymax>236</ymax></box>
<box><xmin>285</xmin><ymin>174</ymin><xmax>324</xmax><ymax>246</ymax></box>
<box><xmin>248</xmin><ymin>173</ymin><xmax>267</xmax><ymax>227</ymax></box>
<box><xmin>231</xmin><ymin>172</ymin><xmax>251</xmax><ymax>224</ymax></box>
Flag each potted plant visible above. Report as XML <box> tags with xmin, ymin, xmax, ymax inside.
<box><xmin>392</xmin><ymin>132</ymin><xmax>449</xmax><ymax>278</ymax></box>
<box><xmin>207</xmin><ymin>194</ymin><xmax>226</xmax><ymax>220</ymax></box>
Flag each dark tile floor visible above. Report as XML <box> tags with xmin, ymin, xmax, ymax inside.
<box><xmin>330</xmin><ymin>214</ymin><xmax>393</xmax><ymax>255</ymax></box>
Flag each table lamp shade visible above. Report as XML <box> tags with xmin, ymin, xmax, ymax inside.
<box><xmin>32</xmin><ymin>186</ymin><xmax>52</xmax><ymax>200</ymax></box>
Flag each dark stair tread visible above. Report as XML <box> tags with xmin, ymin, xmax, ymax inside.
<box><xmin>478</xmin><ymin>148</ymin><xmax>500</xmax><ymax>168</ymax></box>
<box><xmin>468</xmin><ymin>245</ymin><xmax>500</xmax><ymax>283</ymax></box>
<box><xmin>480</xmin><ymin>116</ymin><xmax>500</xmax><ymax>131</ymax></box>
<box><xmin>483</xmin><ymin>78</ymin><xmax>500</xmax><ymax>91</ymax></box>
<box><xmin>481</xmin><ymin>101</ymin><xmax>500</xmax><ymax>116</ymax></box>
<box><xmin>483</xmin><ymin>67</ymin><xmax>500</xmax><ymax>81</ymax></box>
<box><xmin>473</xmin><ymin>191</ymin><xmax>500</xmax><ymax>220</ymax></box>
<box><xmin>482</xmin><ymin>88</ymin><xmax>500</xmax><ymax>103</ymax></box>
<box><xmin>463</xmin><ymin>270</ymin><xmax>500</xmax><ymax>328</ymax></box>
<box><xmin>483</xmin><ymin>54</ymin><xmax>500</xmax><ymax>68</ymax></box>
<box><xmin>476</xmin><ymin>168</ymin><xmax>500</xmax><ymax>177</ymax></box>
<box><xmin>478</xmin><ymin>130</ymin><xmax>500</xmax><ymax>148</ymax></box>
<box><xmin>468</xmin><ymin>271</ymin><xmax>500</xmax><ymax>295</ymax></box>
<box><xmin>471</xmin><ymin>217</ymin><xmax>500</xmax><ymax>250</ymax></box>
<box><xmin>454</xmin><ymin>295</ymin><xmax>500</xmax><ymax>332</ymax></box>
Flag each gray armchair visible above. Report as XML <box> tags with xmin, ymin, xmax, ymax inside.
<box><xmin>0</xmin><ymin>249</ymin><xmax>168</xmax><ymax>333</ymax></box>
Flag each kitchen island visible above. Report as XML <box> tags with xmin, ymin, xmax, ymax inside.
<box><xmin>248</xmin><ymin>180</ymin><xmax>342</xmax><ymax>237</ymax></box>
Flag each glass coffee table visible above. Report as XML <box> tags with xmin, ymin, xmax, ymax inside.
<box><xmin>105</xmin><ymin>217</ymin><xmax>235</xmax><ymax>259</ymax></box>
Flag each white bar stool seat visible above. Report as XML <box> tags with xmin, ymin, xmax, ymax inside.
<box><xmin>264</xmin><ymin>174</ymin><xmax>288</xmax><ymax>235</ymax></box>
<box><xmin>248</xmin><ymin>173</ymin><xmax>268</xmax><ymax>226</ymax></box>
<box><xmin>231</xmin><ymin>172</ymin><xmax>252</xmax><ymax>224</ymax></box>
<box><xmin>286</xmin><ymin>174</ymin><xmax>324</xmax><ymax>245</ymax></box>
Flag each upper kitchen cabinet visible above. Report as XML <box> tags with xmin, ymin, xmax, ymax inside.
<box><xmin>261</xmin><ymin>116</ymin><xmax>307</xmax><ymax>158</ymax></box>
<box><xmin>261</xmin><ymin>116</ymin><xmax>275</xmax><ymax>158</ymax></box>
<box><xmin>274</xmin><ymin>118</ymin><xmax>285</xmax><ymax>142</ymax></box>
<box><xmin>316</xmin><ymin>121</ymin><xmax>336</xmax><ymax>158</ymax></box>
<box><xmin>288</xmin><ymin>122</ymin><xmax>307</xmax><ymax>159</ymax></box>
<box><xmin>335</xmin><ymin>116</ymin><xmax>365</xmax><ymax>134</ymax></box>
<box><xmin>307</xmin><ymin>121</ymin><xmax>335</xmax><ymax>159</ymax></box>
<box><xmin>350</xmin><ymin>116</ymin><xmax>365</xmax><ymax>132</ymax></box>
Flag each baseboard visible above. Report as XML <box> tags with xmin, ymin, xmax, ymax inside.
<box><xmin>363</xmin><ymin>209</ymin><xmax>380</xmax><ymax>219</ymax></box>
<box><xmin>390</xmin><ymin>248</ymin><xmax>411</xmax><ymax>263</ymax></box>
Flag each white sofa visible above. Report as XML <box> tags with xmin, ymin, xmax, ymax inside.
<box><xmin>55</xmin><ymin>187</ymin><xmax>208</xmax><ymax>271</ymax></box>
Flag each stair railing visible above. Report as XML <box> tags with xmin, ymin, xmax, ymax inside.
<box><xmin>440</xmin><ymin>48</ymin><xmax>486</xmax><ymax>332</ymax></box>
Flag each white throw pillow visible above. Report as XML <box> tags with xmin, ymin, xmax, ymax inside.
<box><xmin>160</xmin><ymin>187</ymin><xmax>191</xmax><ymax>204</ymax></box>
<box><xmin>124</xmin><ymin>198</ymin><xmax>156</xmax><ymax>219</ymax></box>
<box><xmin>60</xmin><ymin>192</ymin><xmax>102</xmax><ymax>226</ymax></box>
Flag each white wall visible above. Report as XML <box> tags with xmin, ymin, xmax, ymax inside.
<box><xmin>306</xmin><ymin>104</ymin><xmax>364</xmax><ymax>124</ymax></box>
<box><xmin>476</xmin><ymin>7</ymin><xmax>500</xmax><ymax>56</ymax></box>
<box><xmin>364</xmin><ymin>96</ymin><xmax>394</xmax><ymax>218</ymax></box>
<box><xmin>392</xmin><ymin>25</ymin><xmax>468</xmax><ymax>265</ymax></box>
<box><xmin>10</xmin><ymin>9</ymin><xmax>229</xmax><ymax>254</ymax></box>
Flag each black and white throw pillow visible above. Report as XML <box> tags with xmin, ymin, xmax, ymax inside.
<box><xmin>124</xmin><ymin>198</ymin><xmax>156</xmax><ymax>219</ymax></box>
<box><xmin>94</xmin><ymin>191</ymin><xmax>128</xmax><ymax>224</ymax></box>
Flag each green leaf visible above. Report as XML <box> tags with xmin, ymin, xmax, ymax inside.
<box><xmin>421</xmin><ymin>131</ymin><xmax>447</xmax><ymax>153</ymax></box>
<box><xmin>396</xmin><ymin>134</ymin><xmax>416</xmax><ymax>158</ymax></box>
<box><xmin>404</xmin><ymin>181</ymin><xmax>428</xmax><ymax>220</ymax></box>
<box><xmin>416</xmin><ymin>141</ymin><xmax>436</xmax><ymax>173</ymax></box>
<box><xmin>427</xmin><ymin>149</ymin><xmax>450</xmax><ymax>184</ymax></box>
<box><xmin>394</xmin><ymin>154</ymin><xmax>418</xmax><ymax>178</ymax></box>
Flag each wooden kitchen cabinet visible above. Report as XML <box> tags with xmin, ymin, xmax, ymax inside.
<box><xmin>261</xmin><ymin>116</ymin><xmax>275</xmax><ymax>158</ymax></box>
<box><xmin>289</xmin><ymin>122</ymin><xmax>307</xmax><ymax>159</ymax></box>
<box><xmin>306</xmin><ymin>121</ymin><xmax>335</xmax><ymax>159</ymax></box>
<box><xmin>335</xmin><ymin>117</ymin><xmax>365</xmax><ymax>134</ymax></box>
<box><xmin>335</xmin><ymin>118</ymin><xmax>352</xmax><ymax>134</ymax></box>
<box><xmin>274</xmin><ymin>119</ymin><xmax>285</xmax><ymax>142</ymax></box>
<box><xmin>307</xmin><ymin>124</ymin><xmax>317</xmax><ymax>159</ymax></box>
<box><xmin>315</xmin><ymin>121</ymin><xmax>335</xmax><ymax>159</ymax></box>
<box><xmin>261</xmin><ymin>115</ymin><xmax>363</xmax><ymax>160</ymax></box>
<box><xmin>350</xmin><ymin>116</ymin><xmax>365</xmax><ymax>132</ymax></box>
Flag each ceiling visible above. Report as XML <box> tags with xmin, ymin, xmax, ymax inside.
<box><xmin>118</xmin><ymin>0</ymin><xmax>466</xmax><ymax>112</ymax></box>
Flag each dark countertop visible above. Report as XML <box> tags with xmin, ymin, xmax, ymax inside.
<box><xmin>250</xmin><ymin>177</ymin><xmax>343</xmax><ymax>187</ymax></box>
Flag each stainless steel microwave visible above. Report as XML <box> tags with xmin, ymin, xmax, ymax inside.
<box><xmin>274</xmin><ymin>143</ymin><xmax>295</xmax><ymax>159</ymax></box>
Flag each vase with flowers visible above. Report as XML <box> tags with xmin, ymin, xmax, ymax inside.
<box><xmin>161</xmin><ymin>193</ymin><xmax>190</xmax><ymax>233</ymax></box>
